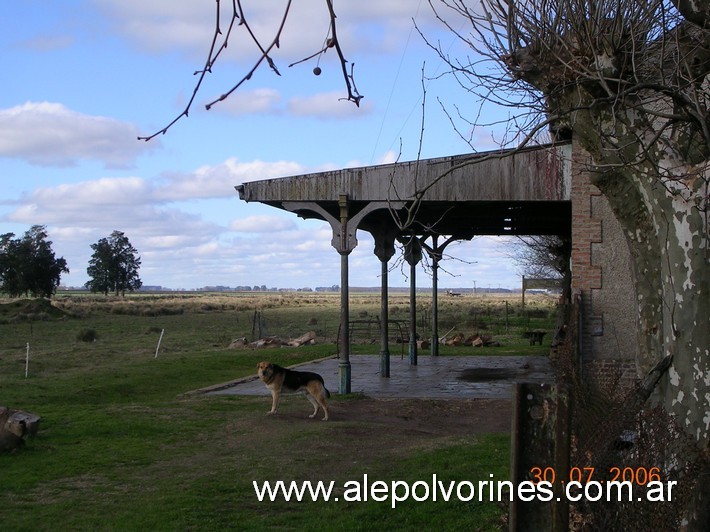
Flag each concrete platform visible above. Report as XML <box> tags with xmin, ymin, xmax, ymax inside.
<box><xmin>207</xmin><ymin>355</ymin><xmax>554</xmax><ymax>400</ymax></box>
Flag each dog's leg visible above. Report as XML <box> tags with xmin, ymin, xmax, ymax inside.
<box><xmin>308</xmin><ymin>389</ymin><xmax>329</xmax><ymax>421</ymax></box>
<box><xmin>305</xmin><ymin>393</ymin><xmax>320</xmax><ymax>419</ymax></box>
<box><xmin>267</xmin><ymin>389</ymin><xmax>280</xmax><ymax>415</ymax></box>
<box><xmin>316</xmin><ymin>393</ymin><xmax>329</xmax><ymax>421</ymax></box>
<box><xmin>319</xmin><ymin>399</ymin><xmax>329</xmax><ymax>421</ymax></box>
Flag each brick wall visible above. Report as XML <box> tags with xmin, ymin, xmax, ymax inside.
<box><xmin>571</xmin><ymin>147</ymin><xmax>603</xmax><ymax>352</ymax></box>
<box><xmin>570</xmin><ymin>144</ymin><xmax>639</xmax><ymax>381</ymax></box>
<box><xmin>583</xmin><ymin>359</ymin><xmax>638</xmax><ymax>394</ymax></box>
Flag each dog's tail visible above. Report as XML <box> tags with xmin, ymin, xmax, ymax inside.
<box><xmin>317</xmin><ymin>375</ymin><xmax>331</xmax><ymax>398</ymax></box>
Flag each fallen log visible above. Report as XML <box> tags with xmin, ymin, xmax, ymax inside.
<box><xmin>249</xmin><ymin>337</ymin><xmax>283</xmax><ymax>348</ymax></box>
<box><xmin>228</xmin><ymin>337</ymin><xmax>249</xmax><ymax>349</ymax></box>
<box><xmin>416</xmin><ymin>339</ymin><xmax>431</xmax><ymax>349</ymax></box>
<box><xmin>465</xmin><ymin>334</ymin><xmax>484</xmax><ymax>347</ymax></box>
<box><xmin>287</xmin><ymin>331</ymin><xmax>316</xmax><ymax>347</ymax></box>
<box><xmin>445</xmin><ymin>332</ymin><xmax>466</xmax><ymax>346</ymax></box>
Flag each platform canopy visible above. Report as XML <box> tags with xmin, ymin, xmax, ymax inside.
<box><xmin>236</xmin><ymin>142</ymin><xmax>572</xmax><ymax>242</ymax></box>
<box><xmin>235</xmin><ymin>142</ymin><xmax>573</xmax><ymax>392</ymax></box>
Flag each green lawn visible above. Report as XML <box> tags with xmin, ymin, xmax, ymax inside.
<box><xmin>0</xmin><ymin>292</ymin><xmax>554</xmax><ymax>530</ymax></box>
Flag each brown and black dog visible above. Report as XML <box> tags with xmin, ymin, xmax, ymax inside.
<box><xmin>256</xmin><ymin>361</ymin><xmax>330</xmax><ymax>421</ymax></box>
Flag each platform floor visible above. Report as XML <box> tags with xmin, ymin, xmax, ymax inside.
<box><xmin>204</xmin><ymin>354</ymin><xmax>554</xmax><ymax>400</ymax></box>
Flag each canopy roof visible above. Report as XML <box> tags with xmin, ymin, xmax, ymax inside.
<box><xmin>236</xmin><ymin>143</ymin><xmax>572</xmax><ymax>239</ymax></box>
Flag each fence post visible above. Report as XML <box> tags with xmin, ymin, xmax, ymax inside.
<box><xmin>510</xmin><ymin>383</ymin><xmax>568</xmax><ymax>531</ymax></box>
<box><xmin>154</xmin><ymin>329</ymin><xmax>165</xmax><ymax>358</ymax></box>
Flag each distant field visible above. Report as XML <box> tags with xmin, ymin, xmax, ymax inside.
<box><xmin>41</xmin><ymin>290</ymin><xmax>558</xmax><ymax>349</ymax></box>
<box><xmin>0</xmin><ymin>292</ymin><xmax>557</xmax><ymax>530</ymax></box>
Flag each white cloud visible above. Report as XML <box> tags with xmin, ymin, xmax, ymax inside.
<box><xmin>230</xmin><ymin>215</ymin><xmax>296</xmax><ymax>233</ymax></box>
<box><xmin>5</xmin><ymin>174</ymin><xmax>220</xmax><ymax>249</ymax></box>
<box><xmin>32</xmin><ymin>176</ymin><xmax>150</xmax><ymax>205</ymax></box>
<box><xmin>8</xmin><ymin>176</ymin><xmax>151</xmax><ymax>227</ymax></box>
<box><xmin>0</xmin><ymin>102</ymin><xmax>156</xmax><ymax>168</ymax></box>
<box><xmin>215</xmin><ymin>88</ymin><xmax>374</xmax><ymax>120</ymax></box>
<box><xmin>5</xmin><ymin>157</ymin><xmax>311</xmax><ymax>227</ymax></box>
<box><xmin>378</xmin><ymin>150</ymin><xmax>399</xmax><ymax>164</ymax></box>
<box><xmin>287</xmin><ymin>92</ymin><xmax>374</xmax><ymax>119</ymax></box>
<box><xmin>91</xmin><ymin>0</ymin><xmax>214</xmax><ymax>54</ymax></box>
<box><xmin>2</xmin><ymin>155</ymin><xmax>342</xmax><ymax>289</ymax></box>
<box><xmin>91</xmin><ymin>0</ymin><xmax>441</xmax><ymax>60</ymax></box>
<box><xmin>157</xmin><ymin>157</ymin><xmax>306</xmax><ymax>201</ymax></box>
<box><xmin>92</xmin><ymin>0</ymin><xmax>331</xmax><ymax>60</ymax></box>
<box><xmin>217</xmin><ymin>88</ymin><xmax>283</xmax><ymax>116</ymax></box>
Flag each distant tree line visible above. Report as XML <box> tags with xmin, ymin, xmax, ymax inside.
<box><xmin>202</xmin><ymin>286</ymin><xmax>340</xmax><ymax>292</ymax></box>
<box><xmin>0</xmin><ymin>226</ymin><xmax>142</xmax><ymax>299</ymax></box>
<box><xmin>0</xmin><ymin>225</ymin><xmax>69</xmax><ymax>298</ymax></box>
<box><xmin>85</xmin><ymin>230</ymin><xmax>142</xmax><ymax>296</ymax></box>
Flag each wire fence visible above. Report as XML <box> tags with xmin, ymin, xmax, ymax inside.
<box><xmin>553</xmin><ymin>294</ymin><xmax>707</xmax><ymax>530</ymax></box>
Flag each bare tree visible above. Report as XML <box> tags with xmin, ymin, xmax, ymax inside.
<box><xmin>420</xmin><ymin>0</ymin><xmax>709</xmax><ymax>526</ymax></box>
<box><xmin>426</xmin><ymin>0</ymin><xmax>709</xmax><ymax>439</ymax></box>
<box><xmin>138</xmin><ymin>0</ymin><xmax>363</xmax><ymax>141</ymax></box>
<box><xmin>509</xmin><ymin>235</ymin><xmax>570</xmax><ymax>281</ymax></box>
<box><xmin>510</xmin><ymin>235</ymin><xmax>572</xmax><ymax>338</ymax></box>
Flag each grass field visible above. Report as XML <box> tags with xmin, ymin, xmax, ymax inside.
<box><xmin>0</xmin><ymin>292</ymin><xmax>557</xmax><ymax>530</ymax></box>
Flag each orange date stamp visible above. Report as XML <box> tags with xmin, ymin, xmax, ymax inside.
<box><xmin>529</xmin><ymin>466</ymin><xmax>662</xmax><ymax>486</ymax></box>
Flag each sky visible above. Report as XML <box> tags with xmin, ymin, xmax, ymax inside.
<box><xmin>1</xmin><ymin>0</ymin><xmax>525</xmax><ymax>291</ymax></box>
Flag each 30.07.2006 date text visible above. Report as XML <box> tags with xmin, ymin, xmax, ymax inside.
<box><xmin>529</xmin><ymin>466</ymin><xmax>662</xmax><ymax>486</ymax></box>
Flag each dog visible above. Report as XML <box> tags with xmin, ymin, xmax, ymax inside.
<box><xmin>256</xmin><ymin>361</ymin><xmax>330</xmax><ymax>421</ymax></box>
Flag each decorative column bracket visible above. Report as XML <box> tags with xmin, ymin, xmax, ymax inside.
<box><xmin>282</xmin><ymin>199</ymin><xmax>404</xmax><ymax>254</ymax></box>
<box><xmin>281</xmin><ymin>197</ymin><xmax>403</xmax><ymax>394</ymax></box>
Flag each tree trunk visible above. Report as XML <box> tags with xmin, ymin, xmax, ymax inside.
<box><xmin>578</xmin><ymin>148</ymin><xmax>710</xmax><ymax>447</ymax></box>
<box><xmin>581</xmin><ymin>140</ymin><xmax>709</xmax><ymax>531</ymax></box>
<box><xmin>472</xmin><ymin>1</ymin><xmax>710</xmax><ymax>525</ymax></box>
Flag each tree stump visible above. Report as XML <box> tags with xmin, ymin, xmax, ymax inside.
<box><xmin>0</xmin><ymin>406</ymin><xmax>41</xmax><ymax>452</ymax></box>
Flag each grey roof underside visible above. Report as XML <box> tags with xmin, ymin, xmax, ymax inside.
<box><xmin>237</xmin><ymin>143</ymin><xmax>572</xmax><ymax>238</ymax></box>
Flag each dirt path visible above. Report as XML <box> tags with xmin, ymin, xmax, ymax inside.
<box><xmin>250</xmin><ymin>396</ymin><xmax>513</xmax><ymax>439</ymax></box>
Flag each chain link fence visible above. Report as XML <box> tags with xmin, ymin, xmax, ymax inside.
<box><xmin>553</xmin><ymin>294</ymin><xmax>708</xmax><ymax>530</ymax></box>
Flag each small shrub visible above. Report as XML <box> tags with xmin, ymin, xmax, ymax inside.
<box><xmin>77</xmin><ymin>329</ymin><xmax>98</xmax><ymax>342</ymax></box>
<box><xmin>216</xmin><ymin>333</ymin><xmax>232</xmax><ymax>347</ymax></box>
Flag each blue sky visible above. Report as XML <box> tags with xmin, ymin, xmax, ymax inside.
<box><xmin>1</xmin><ymin>1</ymin><xmax>523</xmax><ymax>291</ymax></box>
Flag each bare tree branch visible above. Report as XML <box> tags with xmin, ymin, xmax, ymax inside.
<box><xmin>138</xmin><ymin>0</ymin><xmax>362</xmax><ymax>141</ymax></box>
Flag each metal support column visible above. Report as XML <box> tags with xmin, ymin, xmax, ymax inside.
<box><xmin>431</xmin><ymin>235</ymin><xmax>440</xmax><ymax>357</ymax></box>
<box><xmin>338</xmin><ymin>196</ymin><xmax>351</xmax><ymax>394</ymax></box>
<box><xmin>373</xmin><ymin>227</ymin><xmax>396</xmax><ymax>378</ymax></box>
<box><xmin>380</xmin><ymin>260</ymin><xmax>390</xmax><ymax>377</ymax></box>
<box><xmin>404</xmin><ymin>236</ymin><xmax>422</xmax><ymax>366</ymax></box>
<box><xmin>420</xmin><ymin>233</ymin><xmax>473</xmax><ymax>357</ymax></box>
